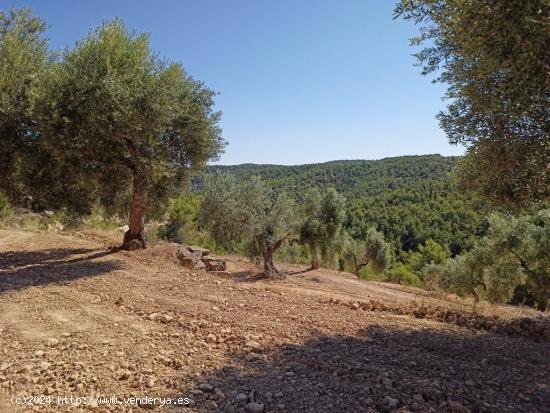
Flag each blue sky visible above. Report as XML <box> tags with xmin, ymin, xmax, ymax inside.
<box><xmin>5</xmin><ymin>0</ymin><xmax>464</xmax><ymax>165</ymax></box>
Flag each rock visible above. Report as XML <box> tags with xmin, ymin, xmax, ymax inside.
<box><xmin>448</xmin><ymin>400</ymin><xmax>471</xmax><ymax>413</ymax></box>
<box><xmin>148</xmin><ymin>313</ymin><xmax>173</xmax><ymax>323</ymax></box>
<box><xmin>186</xmin><ymin>246</ymin><xmax>210</xmax><ymax>256</ymax></box>
<box><xmin>206</xmin><ymin>334</ymin><xmax>217</xmax><ymax>343</ymax></box>
<box><xmin>413</xmin><ymin>306</ymin><xmax>428</xmax><ymax>318</ymax></box>
<box><xmin>198</xmin><ymin>383</ymin><xmax>214</xmax><ymax>392</ymax></box>
<box><xmin>244</xmin><ymin>402</ymin><xmax>264</xmax><ymax>413</ymax></box>
<box><xmin>204</xmin><ymin>257</ymin><xmax>227</xmax><ymax>271</ymax></box>
<box><xmin>117</xmin><ymin>225</ymin><xmax>130</xmax><ymax>233</ymax></box>
<box><xmin>245</xmin><ymin>340</ymin><xmax>262</xmax><ymax>352</ymax></box>
<box><xmin>213</xmin><ymin>388</ymin><xmax>225</xmax><ymax>400</ymax></box>
<box><xmin>43</xmin><ymin>210</ymin><xmax>55</xmax><ymax>217</ymax></box>
<box><xmin>235</xmin><ymin>393</ymin><xmax>248</xmax><ymax>404</ymax></box>
<box><xmin>46</xmin><ymin>338</ymin><xmax>59</xmax><ymax>347</ymax></box>
<box><xmin>39</xmin><ymin>361</ymin><xmax>51</xmax><ymax>370</ymax></box>
<box><xmin>115</xmin><ymin>369</ymin><xmax>130</xmax><ymax>380</ymax></box>
<box><xmin>363</xmin><ymin>398</ymin><xmax>374</xmax><ymax>406</ymax></box>
<box><xmin>34</xmin><ymin>350</ymin><xmax>45</xmax><ymax>357</ymax></box>
<box><xmin>176</xmin><ymin>248</ymin><xmax>203</xmax><ymax>268</ymax></box>
<box><xmin>0</xmin><ymin>363</ymin><xmax>12</xmax><ymax>371</ymax></box>
<box><xmin>382</xmin><ymin>395</ymin><xmax>398</xmax><ymax>410</ymax></box>
<box><xmin>224</xmin><ymin>403</ymin><xmax>236</xmax><ymax>413</ymax></box>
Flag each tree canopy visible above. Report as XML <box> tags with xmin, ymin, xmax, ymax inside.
<box><xmin>427</xmin><ymin>209</ymin><xmax>550</xmax><ymax>310</ymax></box>
<box><xmin>296</xmin><ymin>188</ymin><xmax>346</xmax><ymax>269</ymax></box>
<box><xmin>200</xmin><ymin>174</ymin><xmax>298</xmax><ymax>278</ymax></box>
<box><xmin>6</xmin><ymin>16</ymin><xmax>225</xmax><ymax>248</ymax></box>
<box><xmin>395</xmin><ymin>0</ymin><xmax>550</xmax><ymax>209</ymax></box>
<box><xmin>344</xmin><ymin>228</ymin><xmax>391</xmax><ymax>277</ymax></box>
<box><xmin>200</xmin><ymin>156</ymin><xmax>487</xmax><ymax>258</ymax></box>
<box><xmin>0</xmin><ymin>8</ymin><xmax>48</xmax><ymax>200</ymax></box>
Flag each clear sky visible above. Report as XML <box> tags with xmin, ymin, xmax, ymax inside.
<box><xmin>5</xmin><ymin>0</ymin><xmax>464</xmax><ymax>165</ymax></box>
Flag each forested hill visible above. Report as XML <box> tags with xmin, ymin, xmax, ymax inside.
<box><xmin>196</xmin><ymin>155</ymin><xmax>486</xmax><ymax>258</ymax></box>
<box><xmin>203</xmin><ymin>155</ymin><xmax>458</xmax><ymax>198</ymax></box>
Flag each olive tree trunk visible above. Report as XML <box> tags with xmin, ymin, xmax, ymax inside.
<box><xmin>351</xmin><ymin>253</ymin><xmax>369</xmax><ymax>278</ymax></box>
<box><xmin>122</xmin><ymin>174</ymin><xmax>148</xmax><ymax>250</ymax></box>
<box><xmin>309</xmin><ymin>243</ymin><xmax>319</xmax><ymax>270</ymax></box>
<box><xmin>261</xmin><ymin>239</ymin><xmax>285</xmax><ymax>279</ymax></box>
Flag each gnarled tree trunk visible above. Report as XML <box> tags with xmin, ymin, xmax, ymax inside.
<box><xmin>122</xmin><ymin>174</ymin><xmax>148</xmax><ymax>250</ymax></box>
<box><xmin>309</xmin><ymin>243</ymin><xmax>319</xmax><ymax>270</ymax></box>
<box><xmin>260</xmin><ymin>238</ymin><xmax>285</xmax><ymax>279</ymax></box>
<box><xmin>351</xmin><ymin>253</ymin><xmax>369</xmax><ymax>278</ymax></box>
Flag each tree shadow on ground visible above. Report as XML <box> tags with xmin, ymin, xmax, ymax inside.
<box><xmin>0</xmin><ymin>248</ymin><xmax>121</xmax><ymax>294</ymax></box>
<box><xmin>176</xmin><ymin>326</ymin><xmax>550</xmax><ymax>413</ymax></box>
<box><xmin>226</xmin><ymin>270</ymin><xmax>267</xmax><ymax>283</ymax></box>
<box><xmin>226</xmin><ymin>265</ymin><xmax>315</xmax><ymax>284</ymax></box>
<box><xmin>288</xmin><ymin>268</ymin><xmax>315</xmax><ymax>276</ymax></box>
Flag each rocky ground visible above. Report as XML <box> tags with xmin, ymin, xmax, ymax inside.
<box><xmin>0</xmin><ymin>230</ymin><xmax>548</xmax><ymax>413</ymax></box>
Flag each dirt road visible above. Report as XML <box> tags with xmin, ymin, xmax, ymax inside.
<box><xmin>0</xmin><ymin>230</ymin><xmax>548</xmax><ymax>412</ymax></box>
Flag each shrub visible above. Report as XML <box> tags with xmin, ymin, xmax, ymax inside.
<box><xmin>384</xmin><ymin>264</ymin><xmax>423</xmax><ymax>288</ymax></box>
<box><xmin>0</xmin><ymin>193</ymin><xmax>10</xmax><ymax>219</ymax></box>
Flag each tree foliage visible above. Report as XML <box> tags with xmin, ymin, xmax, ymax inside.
<box><xmin>0</xmin><ymin>8</ymin><xmax>48</xmax><ymax>200</ymax></box>
<box><xmin>484</xmin><ymin>210</ymin><xmax>550</xmax><ymax>310</ymax></box>
<box><xmin>200</xmin><ymin>155</ymin><xmax>487</xmax><ymax>258</ymax></box>
<box><xmin>344</xmin><ymin>228</ymin><xmax>391</xmax><ymax>277</ymax></box>
<box><xmin>395</xmin><ymin>0</ymin><xmax>550</xmax><ymax>209</ymax></box>
<box><xmin>405</xmin><ymin>239</ymin><xmax>449</xmax><ymax>276</ymax></box>
<box><xmin>200</xmin><ymin>175</ymin><xmax>297</xmax><ymax>278</ymax></box>
<box><xmin>33</xmin><ymin>19</ymin><xmax>224</xmax><ymax>248</ymax></box>
<box><xmin>429</xmin><ymin>210</ymin><xmax>550</xmax><ymax>310</ymax></box>
<box><xmin>296</xmin><ymin>188</ymin><xmax>346</xmax><ymax>269</ymax></box>
<box><xmin>385</xmin><ymin>264</ymin><xmax>423</xmax><ymax>288</ymax></box>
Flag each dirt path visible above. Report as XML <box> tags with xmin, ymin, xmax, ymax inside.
<box><xmin>0</xmin><ymin>230</ymin><xmax>548</xmax><ymax>412</ymax></box>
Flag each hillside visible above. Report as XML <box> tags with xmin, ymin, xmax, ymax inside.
<box><xmin>201</xmin><ymin>155</ymin><xmax>457</xmax><ymax>197</ymax></box>
<box><xmin>197</xmin><ymin>155</ymin><xmax>485</xmax><ymax>256</ymax></box>
<box><xmin>1</xmin><ymin>230</ymin><xmax>548</xmax><ymax>412</ymax></box>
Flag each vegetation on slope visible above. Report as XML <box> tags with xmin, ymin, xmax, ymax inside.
<box><xmin>196</xmin><ymin>155</ymin><xmax>487</xmax><ymax>258</ymax></box>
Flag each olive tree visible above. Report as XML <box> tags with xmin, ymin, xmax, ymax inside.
<box><xmin>484</xmin><ymin>210</ymin><xmax>550</xmax><ymax>310</ymax></box>
<box><xmin>200</xmin><ymin>175</ymin><xmax>298</xmax><ymax>278</ymax></box>
<box><xmin>0</xmin><ymin>8</ymin><xmax>48</xmax><ymax>200</ymax></box>
<box><xmin>428</xmin><ymin>210</ymin><xmax>549</xmax><ymax>310</ymax></box>
<box><xmin>35</xmin><ymin>20</ymin><xmax>224</xmax><ymax>249</ymax></box>
<box><xmin>344</xmin><ymin>228</ymin><xmax>391</xmax><ymax>277</ymax></box>
<box><xmin>295</xmin><ymin>188</ymin><xmax>346</xmax><ymax>269</ymax></box>
<box><xmin>395</xmin><ymin>0</ymin><xmax>550</xmax><ymax>208</ymax></box>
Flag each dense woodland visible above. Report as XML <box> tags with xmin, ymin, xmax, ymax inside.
<box><xmin>199</xmin><ymin>155</ymin><xmax>486</xmax><ymax>258</ymax></box>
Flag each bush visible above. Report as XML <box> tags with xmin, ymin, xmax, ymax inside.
<box><xmin>0</xmin><ymin>193</ymin><xmax>10</xmax><ymax>219</ymax></box>
<box><xmin>384</xmin><ymin>264</ymin><xmax>423</xmax><ymax>288</ymax></box>
<box><xmin>82</xmin><ymin>205</ymin><xmax>124</xmax><ymax>230</ymax></box>
<box><xmin>158</xmin><ymin>194</ymin><xmax>202</xmax><ymax>244</ymax></box>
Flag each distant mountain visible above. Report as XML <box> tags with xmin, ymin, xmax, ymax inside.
<box><xmin>201</xmin><ymin>154</ymin><xmax>457</xmax><ymax>197</ymax></box>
